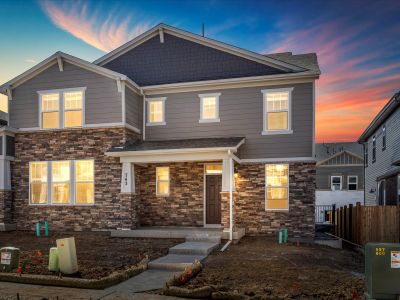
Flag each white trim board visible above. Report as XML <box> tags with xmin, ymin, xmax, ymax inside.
<box><xmin>94</xmin><ymin>24</ymin><xmax>307</xmax><ymax>73</ymax></box>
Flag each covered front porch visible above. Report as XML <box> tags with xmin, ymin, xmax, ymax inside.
<box><xmin>106</xmin><ymin>137</ymin><xmax>245</xmax><ymax>241</ymax></box>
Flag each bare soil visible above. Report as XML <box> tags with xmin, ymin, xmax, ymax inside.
<box><xmin>0</xmin><ymin>231</ymin><xmax>182</xmax><ymax>279</ymax></box>
<box><xmin>184</xmin><ymin>237</ymin><xmax>365</xmax><ymax>299</ymax></box>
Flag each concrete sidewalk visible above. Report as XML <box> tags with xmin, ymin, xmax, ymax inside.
<box><xmin>0</xmin><ymin>280</ymin><xmax>186</xmax><ymax>300</ymax></box>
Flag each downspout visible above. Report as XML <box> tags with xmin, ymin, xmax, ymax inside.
<box><xmin>221</xmin><ymin>151</ymin><xmax>233</xmax><ymax>252</ymax></box>
<box><xmin>140</xmin><ymin>88</ymin><xmax>146</xmax><ymax>141</ymax></box>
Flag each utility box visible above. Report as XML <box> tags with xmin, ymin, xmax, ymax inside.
<box><xmin>56</xmin><ymin>237</ymin><xmax>78</xmax><ymax>274</ymax></box>
<box><xmin>0</xmin><ymin>247</ymin><xmax>20</xmax><ymax>272</ymax></box>
<box><xmin>365</xmin><ymin>243</ymin><xmax>400</xmax><ymax>300</ymax></box>
<box><xmin>48</xmin><ymin>247</ymin><xmax>59</xmax><ymax>272</ymax></box>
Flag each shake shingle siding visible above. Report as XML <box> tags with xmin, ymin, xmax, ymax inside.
<box><xmin>9</xmin><ymin>62</ymin><xmax>122</xmax><ymax>128</ymax></box>
<box><xmin>364</xmin><ymin>106</ymin><xmax>400</xmax><ymax>205</ymax></box>
<box><xmin>103</xmin><ymin>33</ymin><xmax>286</xmax><ymax>86</ymax></box>
<box><xmin>145</xmin><ymin>83</ymin><xmax>313</xmax><ymax>159</ymax></box>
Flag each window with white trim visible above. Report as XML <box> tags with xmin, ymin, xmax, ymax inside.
<box><xmin>382</xmin><ymin>125</ymin><xmax>386</xmax><ymax>151</ymax></box>
<box><xmin>0</xmin><ymin>93</ymin><xmax>9</xmax><ymax>113</ymax></box>
<box><xmin>348</xmin><ymin>175</ymin><xmax>358</xmax><ymax>191</ymax></box>
<box><xmin>372</xmin><ymin>136</ymin><xmax>376</xmax><ymax>163</ymax></box>
<box><xmin>156</xmin><ymin>167</ymin><xmax>169</xmax><ymax>196</ymax></box>
<box><xmin>265</xmin><ymin>164</ymin><xmax>289</xmax><ymax>210</ymax></box>
<box><xmin>147</xmin><ymin>98</ymin><xmax>166</xmax><ymax>125</ymax></box>
<box><xmin>331</xmin><ymin>176</ymin><xmax>342</xmax><ymax>191</ymax></box>
<box><xmin>64</xmin><ymin>91</ymin><xmax>83</xmax><ymax>128</ymax></box>
<box><xmin>199</xmin><ymin>93</ymin><xmax>220</xmax><ymax>122</ymax></box>
<box><xmin>29</xmin><ymin>160</ymin><xmax>94</xmax><ymax>205</ymax></box>
<box><xmin>39</xmin><ymin>88</ymin><xmax>85</xmax><ymax>129</ymax></box>
<box><xmin>262</xmin><ymin>88</ymin><xmax>292</xmax><ymax>134</ymax></box>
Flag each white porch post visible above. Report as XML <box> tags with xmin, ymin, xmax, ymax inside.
<box><xmin>222</xmin><ymin>158</ymin><xmax>230</xmax><ymax>192</ymax></box>
<box><xmin>121</xmin><ymin>162</ymin><xmax>135</xmax><ymax>193</ymax></box>
<box><xmin>229</xmin><ymin>155</ymin><xmax>233</xmax><ymax>241</ymax></box>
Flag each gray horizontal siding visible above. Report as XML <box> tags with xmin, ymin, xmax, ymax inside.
<box><xmin>316</xmin><ymin>166</ymin><xmax>364</xmax><ymax>190</ymax></box>
<box><xmin>103</xmin><ymin>33</ymin><xmax>285</xmax><ymax>86</ymax></box>
<box><xmin>9</xmin><ymin>62</ymin><xmax>122</xmax><ymax>128</ymax></box>
<box><xmin>125</xmin><ymin>86</ymin><xmax>142</xmax><ymax>130</ymax></box>
<box><xmin>145</xmin><ymin>82</ymin><xmax>313</xmax><ymax>159</ymax></box>
<box><xmin>364</xmin><ymin>106</ymin><xmax>400</xmax><ymax>205</ymax></box>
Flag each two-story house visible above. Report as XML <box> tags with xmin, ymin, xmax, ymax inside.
<box><xmin>0</xmin><ymin>24</ymin><xmax>320</xmax><ymax>238</ymax></box>
<box><xmin>315</xmin><ymin>142</ymin><xmax>364</xmax><ymax>208</ymax></box>
<box><xmin>358</xmin><ymin>90</ymin><xmax>400</xmax><ymax>206</ymax></box>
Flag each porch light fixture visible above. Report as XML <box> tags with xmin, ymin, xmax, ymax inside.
<box><xmin>369</xmin><ymin>188</ymin><xmax>376</xmax><ymax>194</ymax></box>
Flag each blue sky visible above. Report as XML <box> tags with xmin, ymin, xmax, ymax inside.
<box><xmin>0</xmin><ymin>0</ymin><xmax>399</xmax><ymax>141</ymax></box>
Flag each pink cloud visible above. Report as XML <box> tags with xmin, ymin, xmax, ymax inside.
<box><xmin>267</xmin><ymin>19</ymin><xmax>399</xmax><ymax>143</ymax></box>
<box><xmin>41</xmin><ymin>1</ymin><xmax>153</xmax><ymax>52</ymax></box>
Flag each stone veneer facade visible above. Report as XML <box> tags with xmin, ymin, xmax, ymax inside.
<box><xmin>10</xmin><ymin>127</ymin><xmax>140</xmax><ymax>231</ymax></box>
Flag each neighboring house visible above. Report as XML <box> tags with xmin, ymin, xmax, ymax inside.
<box><xmin>0</xmin><ymin>24</ymin><xmax>320</xmax><ymax>238</ymax></box>
<box><xmin>358</xmin><ymin>91</ymin><xmax>400</xmax><ymax>206</ymax></box>
<box><xmin>315</xmin><ymin>143</ymin><xmax>364</xmax><ymax>209</ymax></box>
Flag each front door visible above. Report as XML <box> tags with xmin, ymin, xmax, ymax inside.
<box><xmin>206</xmin><ymin>175</ymin><xmax>222</xmax><ymax>225</ymax></box>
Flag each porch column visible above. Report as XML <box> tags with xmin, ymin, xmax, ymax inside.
<box><xmin>222</xmin><ymin>158</ymin><xmax>235</xmax><ymax>192</ymax></box>
<box><xmin>121</xmin><ymin>162</ymin><xmax>135</xmax><ymax>193</ymax></box>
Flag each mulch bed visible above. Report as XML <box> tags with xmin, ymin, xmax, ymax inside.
<box><xmin>180</xmin><ymin>237</ymin><xmax>365</xmax><ymax>299</ymax></box>
<box><xmin>0</xmin><ymin>231</ymin><xmax>182</xmax><ymax>280</ymax></box>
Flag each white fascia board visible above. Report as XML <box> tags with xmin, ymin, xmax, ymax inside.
<box><xmin>94</xmin><ymin>23</ymin><xmax>306</xmax><ymax>72</ymax></box>
<box><xmin>142</xmin><ymin>72</ymin><xmax>319</xmax><ymax>95</ymax></box>
<box><xmin>117</xmin><ymin>151</ymin><xmax>231</xmax><ymax>164</ymax></box>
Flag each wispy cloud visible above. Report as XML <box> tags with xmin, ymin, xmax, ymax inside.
<box><xmin>25</xmin><ymin>59</ymin><xmax>37</xmax><ymax>63</ymax></box>
<box><xmin>266</xmin><ymin>16</ymin><xmax>400</xmax><ymax>143</ymax></box>
<box><xmin>40</xmin><ymin>1</ymin><xmax>153</xmax><ymax>52</ymax></box>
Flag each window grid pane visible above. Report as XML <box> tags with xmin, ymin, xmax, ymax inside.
<box><xmin>202</xmin><ymin>97</ymin><xmax>217</xmax><ymax>119</ymax></box>
<box><xmin>30</xmin><ymin>162</ymin><xmax>48</xmax><ymax>204</ymax></box>
<box><xmin>64</xmin><ymin>92</ymin><xmax>82</xmax><ymax>110</ymax></box>
<box><xmin>75</xmin><ymin>160</ymin><xmax>94</xmax><ymax>204</ymax></box>
<box><xmin>149</xmin><ymin>101</ymin><xmax>163</xmax><ymax>123</ymax></box>
<box><xmin>266</xmin><ymin>164</ymin><xmax>289</xmax><ymax>210</ymax></box>
<box><xmin>41</xmin><ymin>94</ymin><xmax>59</xmax><ymax>111</ymax></box>
<box><xmin>156</xmin><ymin>167</ymin><xmax>170</xmax><ymax>195</ymax></box>
<box><xmin>265</xmin><ymin>91</ymin><xmax>289</xmax><ymax>131</ymax></box>
<box><xmin>51</xmin><ymin>161</ymin><xmax>70</xmax><ymax>204</ymax></box>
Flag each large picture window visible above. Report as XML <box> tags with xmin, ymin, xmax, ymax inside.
<box><xmin>265</xmin><ymin>164</ymin><xmax>289</xmax><ymax>210</ymax></box>
<box><xmin>156</xmin><ymin>167</ymin><xmax>170</xmax><ymax>196</ymax></box>
<box><xmin>39</xmin><ymin>88</ymin><xmax>85</xmax><ymax>129</ymax></box>
<box><xmin>29</xmin><ymin>160</ymin><xmax>94</xmax><ymax>205</ymax></box>
<box><xmin>262</xmin><ymin>88</ymin><xmax>293</xmax><ymax>134</ymax></box>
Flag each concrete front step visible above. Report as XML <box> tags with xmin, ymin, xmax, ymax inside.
<box><xmin>148</xmin><ymin>254</ymin><xmax>206</xmax><ymax>271</ymax></box>
<box><xmin>169</xmin><ymin>241</ymin><xmax>220</xmax><ymax>255</ymax></box>
<box><xmin>185</xmin><ymin>234</ymin><xmax>221</xmax><ymax>244</ymax></box>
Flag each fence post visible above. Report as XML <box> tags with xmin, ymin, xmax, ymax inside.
<box><xmin>348</xmin><ymin>204</ymin><xmax>353</xmax><ymax>243</ymax></box>
<box><xmin>332</xmin><ymin>204</ymin><xmax>336</xmax><ymax>225</ymax></box>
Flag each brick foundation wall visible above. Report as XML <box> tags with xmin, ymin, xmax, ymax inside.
<box><xmin>234</xmin><ymin>162</ymin><xmax>315</xmax><ymax>238</ymax></box>
<box><xmin>0</xmin><ymin>190</ymin><xmax>13</xmax><ymax>224</ymax></box>
<box><xmin>11</xmin><ymin>127</ymin><xmax>141</xmax><ymax>231</ymax></box>
<box><xmin>136</xmin><ymin>162</ymin><xmax>204</xmax><ymax>227</ymax></box>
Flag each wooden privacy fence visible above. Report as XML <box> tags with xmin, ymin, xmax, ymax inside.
<box><xmin>334</xmin><ymin>202</ymin><xmax>400</xmax><ymax>245</ymax></box>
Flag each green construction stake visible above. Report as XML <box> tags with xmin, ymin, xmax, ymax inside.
<box><xmin>44</xmin><ymin>220</ymin><xmax>49</xmax><ymax>236</ymax></box>
<box><xmin>283</xmin><ymin>228</ymin><xmax>288</xmax><ymax>243</ymax></box>
<box><xmin>278</xmin><ymin>229</ymin><xmax>283</xmax><ymax>244</ymax></box>
<box><xmin>35</xmin><ymin>222</ymin><xmax>40</xmax><ymax>237</ymax></box>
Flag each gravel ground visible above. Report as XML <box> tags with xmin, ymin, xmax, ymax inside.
<box><xmin>0</xmin><ymin>231</ymin><xmax>182</xmax><ymax>279</ymax></box>
<box><xmin>183</xmin><ymin>237</ymin><xmax>365</xmax><ymax>299</ymax></box>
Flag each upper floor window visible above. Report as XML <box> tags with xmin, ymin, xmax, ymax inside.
<box><xmin>331</xmin><ymin>176</ymin><xmax>342</xmax><ymax>191</ymax></box>
<box><xmin>261</xmin><ymin>88</ymin><xmax>293</xmax><ymax>135</ymax></box>
<box><xmin>265</xmin><ymin>164</ymin><xmax>289</xmax><ymax>210</ymax></box>
<box><xmin>146</xmin><ymin>98</ymin><xmax>166</xmax><ymax>126</ymax></box>
<box><xmin>382</xmin><ymin>125</ymin><xmax>386</xmax><ymax>151</ymax></box>
<box><xmin>38</xmin><ymin>88</ymin><xmax>85</xmax><ymax>129</ymax></box>
<box><xmin>365</xmin><ymin>143</ymin><xmax>368</xmax><ymax>167</ymax></box>
<box><xmin>199</xmin><ymin>93</ymin><xmax>220</xmax><ymax>123</ymax></box>
<box><xmin>156</xmin><ymin>166</ymin><xmax>170</xmax><ymax>196</ymax></box>
<box><xmin>372</xmin><ymin>136</ymin><xmax>376</xmax><ymax>163</ymax></box>
<box><xmin>348</xmin><ymin>175</ymin><xmax>358</xmax><ymax>191</ymax></box>
<box><xmin>0</xmin><ymin>93</ymin><xmax>8</xmax><ymax>113</ymax></box>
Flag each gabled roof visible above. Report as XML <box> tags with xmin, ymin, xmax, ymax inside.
<box><xmin>0</xmin><ymin>51</ymin><xmax>141</xmax><ymax>96</ymax></box>
<box><xmin>358</xmin><ymin>90</ymin><xmax>400</xmax><ymax>143</ymax></box>
<box><xmin>265</xmin><ymin>52</ymin><xmax>320</xmax><ymax>74</ymax></box>
<box><xmin>316</xmin><ymin>150</ymin><xmax>364</xmax><ymax>166</ymax></box>
<box><xmin>315</xmin><ymin>142</ymin><xmax>363</xmax><ymax>161</ymax></box>
<box><xmin>94</xmin><ymin>23</ymin><xmax>307</xmax><ymax>73</ymax></box>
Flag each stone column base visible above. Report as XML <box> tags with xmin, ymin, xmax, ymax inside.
<box><xmin>0</xmin><ymin>190</ymin><xmax>14</xmax><ymax>231</ymax></box>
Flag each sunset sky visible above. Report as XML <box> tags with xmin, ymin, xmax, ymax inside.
<box><xmin>1</xmin><ymin>0</ymin><xmax>399</xmax><ymax>142</ymax></box>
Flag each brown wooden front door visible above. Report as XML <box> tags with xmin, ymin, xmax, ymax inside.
<box><xmin>206</xmin><ymin>175</ymin><xmax>222</xmax><ymax>224</ymax></box>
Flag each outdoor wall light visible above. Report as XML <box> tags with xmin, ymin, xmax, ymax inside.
<box><xmin>234</xmin><ymin>173</ymin><xmax>239</xmax><ymax>179</ymax></box>
<box><xmin>369</xmin><ymin>188</ymin><xmax>376</xmax><ymax>193</ymax></box>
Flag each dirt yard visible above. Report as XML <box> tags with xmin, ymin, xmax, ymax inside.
<box><xmin>0</xmin><ymin>231</ymin><xmax>182</xmax><ymax>279</ymax></box>
<box><xmin>184</xmin><ymin>237</ymin><xmax>365</xmax><ymax>299</ymax></box>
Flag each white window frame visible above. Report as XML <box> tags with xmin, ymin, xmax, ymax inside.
<box><xmin>265</xmin><ymin>164</ymin><xmax>289</xmax><ymax>211</ymax></box>
<box><xmin>29</xmin><ymin>159</ymin><xmax>95</xmax><ymax>206</ymax></box>
<box><xmin>347</xmin><ymin>175</ymin><xmax>358</xmax><ymax>191</ymax></box>
<box><xmin>156</xmin><ymin>166</ymin><xmax>170</xmax><ymax>196</ymax></box>
<box><xmin>331</xmin><ymin>175</ymin><xmax>342</xmax><ymax>191</ymax></box>
<box><xmin>38</xmin><ymin>87</ymin><xmax>86</xmax><ymax>130</ymax></box>
<box><xmin>146</xmin><ymin>97</ymin><xmax>166</xmax><ymax>126</ymax></box>
<box><xmin>261</xmin><ymin>87</ymin><xmax>293</xmax><ymax>135</ymax></box>
<box><xmin>198</xmin><ymin>93</ymin><xmax>221</xmax><ymax>123</ymax></box>
<box><xmin>75</xmin><ymin>160</ymin><xmax>95</xmax><ymax>205</ymax></box>
<box><xmin>50</xmin><ymin>160</ymin><xmax>72</xmax><ymax>205</ymax></box>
